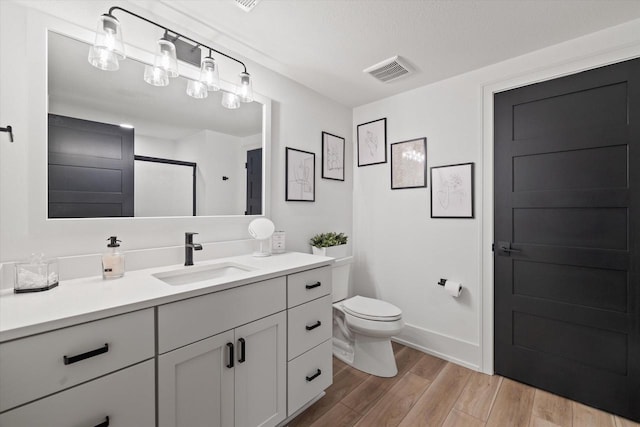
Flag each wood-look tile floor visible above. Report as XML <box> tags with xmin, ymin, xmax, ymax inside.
<box><xmin>288</xmin><ymin>342</ymin><xmax>640</xmax><ymax>427</ymax></box>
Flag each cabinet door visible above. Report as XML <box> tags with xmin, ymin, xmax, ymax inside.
<box><xmin>158</xmin><ymin>330</ymin><xmax>235</xmax><ymax>427</ymax></box>
<box><xmin>234</xmin><ymin>312</ymin><xmax>287</xmax><ymax>427</ymax></box>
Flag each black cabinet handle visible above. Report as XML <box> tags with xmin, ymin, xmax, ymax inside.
<box><xmin>94</xmin><ymin>416</ymin><xmax>110</xmax><ymax>427</ymax></box>
<box><xmin>305</xmin><ymin>282</ymin><xmax>321</xmax><ymax>290</ymax></box>
<box><xmin>63</xmin><ymin>343</ymin><xmax>109</xmax><ymax>365</ymax></box>
<box><xmin>226</xmin><ymin>343</ymin><xmax>234</xmax><ymax>369</ymax></box>
<box><xmin>238</xmin><ymin>338</ymin><xmax>246</xmax><ymax>363</ymax></box>
<box><xmin>306</xmin><ymin>321</ymin><xmax>322</xmax><ymax>331</ymax></box>
<box><xmin>306</xmin><ymin>369</ymin><xmax>322</xmax><ymax>382</ymax></box>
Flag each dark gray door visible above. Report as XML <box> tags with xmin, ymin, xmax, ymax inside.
<box><xmin>246</xmin><ymin>148</ymin><xmax>262</xmax><ymax>215</ymax></box>
<box><xmin>48</xmin><ymin>114</ymin><xmax>134</xmax><ymax>218</ymax></box>
<box><xmin>494</xmin><ymin>58</ymin><xmax>640</xmax><ymax>421</ymax></box>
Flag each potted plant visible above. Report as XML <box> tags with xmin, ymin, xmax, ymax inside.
<box><xmin>309</xmin><ymin>232</ymin><xmax>348</xmax><ymax>258</ymax></box>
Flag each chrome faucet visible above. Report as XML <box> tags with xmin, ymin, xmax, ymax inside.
<box><xmin>185</xmin><ymin>232</ymin><xmax>203</xmax><ymax>266</ymax></box>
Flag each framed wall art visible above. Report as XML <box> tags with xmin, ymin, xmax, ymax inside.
<box><xmin>286</xmin><ymin>147</ymin><xmax>315</xmax><ymax>201</ymax></box>
<box><xmin>357</xmin><ymin>117</ymin><xmax>387</xmax><ymax>166</ymax></box>
<box><xmin>321</xmin><ymin>131</ymin><xmax>345</xmax><ymax>181</ymax></box>
<box><xmin>390</xmin><ymin>137</ymin><xmax>427</xmax><ymax>189</ymax></box>
<box><xmin>430</xmin><ymin>162</ymin><xmax>474</xmax><ymax>218</ymax></box>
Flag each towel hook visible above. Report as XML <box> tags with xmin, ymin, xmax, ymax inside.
<box><xmin>0</xmin><ymin>125</ymin><xmax>14</xmax><ymax>142</ymax></box>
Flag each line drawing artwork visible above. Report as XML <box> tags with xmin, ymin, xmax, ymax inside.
<box><xmin>436</xmin><ymin>169</ymin><xmax>466</xmax><ymax>210</ymax></box>
<box><xmin>431</xmin><ymin>163</ymin><xmax>474</xmax><ymax>218</ymax></box>
<box><xmin>365</xmin><ymin>130</ymin><xmax>378</xmax><ymax>157</ymax></box>
<box><xmin>357</xmin><ymin>118</ymin><xmax>387</xmax><ymax>166</ymax></box>
<box><xmin>322</xmin><ymin>132</ymin><xmax>345</xmax><ymax>181</ymax></box>
<box><xmin>286</xmin><ymin>148</ymin><xmax>315</xmax><ymax>201</ymax></box>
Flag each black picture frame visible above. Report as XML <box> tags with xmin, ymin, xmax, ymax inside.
<box><xmin>357</xmin><ymin>117</ymin><xmax>387</xmax><ymax>167</ymax></box>
<box><xmin>390</xmin><ymin>137</ymin><xmax>427</xmax><ymax>190</ymax></box>
<box><xmin>285</xmin><ymin>147</ymin><xmax>315</xmax><ymax>202</ymax></box>
<box><xmin>321</xmin><ymin>131</ymin><xmax>345</xmax><ymax>181</ymax></box>
<box><xmin>430</xmin><ymin>162</ymin><xmax>474</xmax><ymax>218</ymax></box>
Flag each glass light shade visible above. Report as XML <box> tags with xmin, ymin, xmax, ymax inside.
<box><xmin>88</xmin><ymin>45</ymin><xmax>120</xmax><ymax>71</ymax></box>
<box><xmin>221</xmin><ymin>91</ymin><xmax>241</xmax><ymax>109</ymax></box>
<box><xmin>153</xmin><ymin>39</ymin><xmax>179</xmax><ymax>78</ymax></box>
<box><xmin>236</xmin><ymin>72</ymin><xmax>254</xmax><ymax>103</ymax></box>
<box><xmin>144</xmin><ymin>64</ymin><xmax>169</xmax><ymax>87</ymax></box>
<box><xmin>88</xmin><ymin>14</ymin><xmax>125</xmax><ymax>70</ymax></box>
<box><xmin>186</xmin><ymin>79</ymin><xmax>208</xmax><ymax>99</ymax></box>
<box><xmin>200</xmin><ymin>57</ymin><xmax>220</xmax><ymax>91</ymax></box>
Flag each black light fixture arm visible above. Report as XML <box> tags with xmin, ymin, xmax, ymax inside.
<box><xmin>107</xmin><ymin>6</ymin><xmax>248</xmax><ymax>73</ymax></box>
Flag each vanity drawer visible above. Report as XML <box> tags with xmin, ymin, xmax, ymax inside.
<box><xmin>287</xmin><ymin>339</ymin><xmax>333</xmax><ymax>416</ymax></box>
<box><xmin>158</xmin><ymin>276</ymin><xmax>286</xmax><ymax>353</ymax></box>
<box><xmin>0</xmin><ymin>308</ymin><xmax>154</xmax><ymax>412</ymax></box>
<box><xmin>288</xmin><ymin>295</ymin><xmax>332</xmax><ymax>360</ymax></box>
<box><xmin>287</xmin><ymin>266</ymin><xmax>331</xmax><ymax>308</ymax></box>
<box><xmin>0</xmin><ymin>360</ymin><xmax>155</xmax><ymax>427</ymax></box>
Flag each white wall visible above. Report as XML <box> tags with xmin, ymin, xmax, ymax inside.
<box><xmin>0</xmin><ymin>1</ymin><xmax>352</xmax><ymax>267</ymax></box>
<box><xmin>176</xmin><ymin>130</ymin><xmax>245</xmax><ymax>216</ymax></box>
<box><xmin>353</xmin><ymin>18</ymin><xmax>640</xmax><ymax>372</ymax></box>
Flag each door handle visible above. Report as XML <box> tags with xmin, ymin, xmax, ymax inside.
<box><xmin>226</xmin><ymin>343</ymin><xmax>234</xmax><ymax>368</ymax></box>
<box><xmin>305</xmin><ymin>282</ymin><xmax>321</xmax><ymax>290</ymax></box>
<box><xmin>93</xmin><ymin>416</ymin><xmax>110</xmax><ymax>427</ymax></box>
<box><xmin>238</xmin><ymin>338</ymin><xmax>246</xmax><ymax>363</ymax></box>
<box><xmin>306</xmin><ymin>369</ymin><xmax>322</xmax><ymax>382</ymax></box>
<box><xmin>306</xmin><ymin>321</ymin><xmax>322</xmax><ymax>331</ymax></box>
<box><xmin>497</xmin><ymin>241</ymin><xmax>521</xmax><ymax>256</ymax></box>
<box><xmin>63</xmin><ymin>343</ymin><xmax>109</xmax><ymax>365</ymax></box>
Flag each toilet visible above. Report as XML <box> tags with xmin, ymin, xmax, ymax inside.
<box><xmin>331</xmin><ymin>257</ymin><xmax>404</xmax><ymax>377</ymax></box>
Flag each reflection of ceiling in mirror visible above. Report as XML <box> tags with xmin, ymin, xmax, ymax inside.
<box><xmin>47</xmin><ymin>32</ymin><xmax>262</xmax><ymax>140</ymax></box>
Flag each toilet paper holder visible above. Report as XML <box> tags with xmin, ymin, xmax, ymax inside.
<box><xmin>437</xmin><ymin>278</ymin><xmax>447</xmax><ymax>287</ymax></box>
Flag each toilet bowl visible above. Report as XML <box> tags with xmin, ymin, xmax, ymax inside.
<box><xmin>331</xmin><ymin>257</ymin><xmax>404</xmax><ymax>377</ymax></box>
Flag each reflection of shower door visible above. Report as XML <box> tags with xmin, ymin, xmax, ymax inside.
<box><xmin>246</xmin><ymin>149</ymin><xmax>262</xmax><ymax>215</ymax></box>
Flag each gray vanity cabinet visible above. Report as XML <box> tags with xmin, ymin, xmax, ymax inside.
<box><xmin>157</xmin><ymin>278</ymin><xmax>288</xmax><ymax>427</ymax></box>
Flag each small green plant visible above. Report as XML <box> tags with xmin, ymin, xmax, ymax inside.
<box><xmin>309</xmin><ymin>232</ymin><xmax>348</xmax><ymax>248</ymax></box>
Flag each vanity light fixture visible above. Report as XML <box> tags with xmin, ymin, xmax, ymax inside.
<box><xmin>221</xmin><ymin>91</ymin><xmax>241</xmax><ymax>109</ymax></box>
<box><xmin>186</xmin><ymin>79</ymin><xmax>208</xmax><ymax>99</ymax></box>
<box><xmin>237</xmin><ymin>71</ymin><xmax>254</xmax><ymax>103</ymax></box>
<box><xmin>89</xmin><ymin>6</ymin><xmax>255</xmax><ymax>108</ymax></box>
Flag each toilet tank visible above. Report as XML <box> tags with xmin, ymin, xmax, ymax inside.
<box><xmin>332</xmin><ymin>256</ymin><xmax>352</xmax><ymax>303</ymax></box>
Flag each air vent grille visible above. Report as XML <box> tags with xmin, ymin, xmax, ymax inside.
<box><xmin>234</xmin><ymin>0</ymin><xmax>261</xmax><ymax>12</ymax></box>
<box><xmin>363</xmin><ymin>56</ymin><xmax>411</xmax><ymax>83</ymax></box>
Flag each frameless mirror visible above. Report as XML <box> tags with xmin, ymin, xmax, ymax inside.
<box><xmin>47</xmin><ymin>31</ymin><xmax>265</xmax><ymax>218</ymax></box>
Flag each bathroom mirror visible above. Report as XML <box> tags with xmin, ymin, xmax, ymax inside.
<box><xmin>47</xmin><ymin>31</ymin><xmax>266</xmax><ymax>218</ymax></box>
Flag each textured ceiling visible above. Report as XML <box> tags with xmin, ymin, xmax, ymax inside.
<box><xmin>142</xmin><ymin>0</ymin><xmax>640</xmax><ymax>107</ymax></box>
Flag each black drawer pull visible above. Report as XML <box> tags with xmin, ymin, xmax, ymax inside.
<box><xmin>226</xmin><ymin>342</ymin><xmax>234</xmax><ymax>369</ymax></box>
<box><xmin>63</xmin><ymin>343</ymin><xmax>109</xmax><ymax>365</ymax></box>
<box><xmin>306</xmin><ymin>369</ymin><xmax>322</xmax><ymax>382</ymax></box>
<box><xmin>238</xmin><ymin>338</ymin><xmax>246</xmax><ymax>363</ymax></box>
<box><xmin>94</xmin><ymin>416</ymin><xmax>110</xmax><ymax>427</ymax></box>
<box><xmin>306</xmin><ymin>321</ymin><xmax>322</xmax><ymax>331</ymax></box>
<box><xmin>305</xmin><ymin>282</ymin><xmax>321</xmax><ymax>290</ymax></box>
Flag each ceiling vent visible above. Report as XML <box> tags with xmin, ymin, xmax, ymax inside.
<box><xmin>234</xmin><ymin>0</ymin><xmax>262</xmax><ymax>12</ymax></box>
<box><xmin>363</xmin><ymin>56</ymin><xmax>411</xmax><ymax>83</ymax></box>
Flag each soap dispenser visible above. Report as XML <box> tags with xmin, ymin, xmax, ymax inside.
<box><xmin>102</xmin><ymin>236</ymin><xmax>125</xmax><ymax>279</ymax></box>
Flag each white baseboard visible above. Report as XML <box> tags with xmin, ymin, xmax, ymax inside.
<box><xmin>394</xmin><ymin>323</ymin><xmax>482</xmax><ymax>372</ymax></box>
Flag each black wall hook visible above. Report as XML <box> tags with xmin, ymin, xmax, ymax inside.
<box><xmin>0</xmin><ymin>125</ymin><xmax>13</xmax><ymax>142</ymax></box>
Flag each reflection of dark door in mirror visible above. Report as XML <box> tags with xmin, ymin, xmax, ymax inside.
<box><xmin>48</xmin><ymin>114</ymin><xmax>134</xmax><ymax>218</ymax></box>
<box><xmin>246</xmin><ymin>148</ymin><xmax>262</xmax><ymax>215</ymax></box>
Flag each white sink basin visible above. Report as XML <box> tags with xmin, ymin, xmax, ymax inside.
<box><xmin>153</xmin><ymin>262</ymin><xmax>257</xmax><ymax>286</ymax></box>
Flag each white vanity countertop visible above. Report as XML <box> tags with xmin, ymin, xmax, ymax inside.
<box><xmin>0</xmin><ymin>252</ymin><xmax>333</xmax><ymax>343</ymax></box>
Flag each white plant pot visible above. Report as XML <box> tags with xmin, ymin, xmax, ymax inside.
<box><xmin>311</xmin><ymin>244</ymin><xmax>348</xmax><ymax>259</ymax></box>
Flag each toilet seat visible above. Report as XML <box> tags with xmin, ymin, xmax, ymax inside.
<box><xmin>342</xmin><ymin>296</ymin><xmax>402</xmax><ymax>322</ymax></box>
